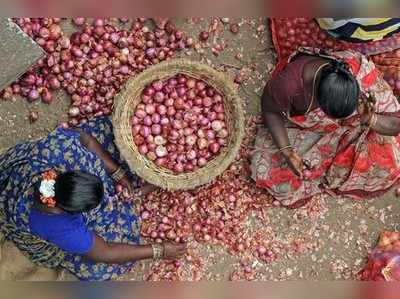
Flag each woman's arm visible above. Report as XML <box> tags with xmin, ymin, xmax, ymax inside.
<box><xmin>77</xmin><ymin>129</ymin><xmax>157</xmax><ymax>194</ymax></box>
<box><xmin>261</xmin><ymin>88</ymin><xmax>304</xmax><ymax>177</ymax></box>
<box><xmin>358</xmin><ymin>98</ymin><xmax>400</xmax><ymax>136</ymax></box>
<box><xmin>78</xmin><ymin>130</ymin><xmax>119</xmax><ymax>174</ymax></box>
<box><xmin>261</xmin><ymin>88</ymin><xmax>291</xmax><ymax>150</ymax></box>
<box><xmin>84</xmin><ymin>235</ymin><xmax>187</xmax><ymax>264</ymax></box>
<box><xmin>371</xmin><ymin>114</ymin><xmax>400</xmax><ymax>136</ymax></box>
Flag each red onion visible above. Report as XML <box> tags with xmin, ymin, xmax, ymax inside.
<box><xmin>72</xmin><ymin>47</ymin><xmax>83</xmax><ymax>57</ymax></box>
<box><xmin>145</xmin><ymin>103</ymin><xmax>156</xmax><ymax>114</ymax></box>
<box><xmin>167</xmin><ymin>106</ymin><xmax>176</xmax><ymax>116</ymax></box>
<box><xmin>197</xmin><ymin>138</ymin><xmax>208</xmax><ymax>149</ymax></box>
<box><xmin>59</xmin><ymin>36</ymin><xmax>70</xmax><ymax>49</ymax></box>
<box><xmin>196</xmin><ymin>81</ymin><xmax>206</xmax><ymax>90</ymax></box>
<box><xmin>174</xmin><ymin>98</ymin><xmax>184</xmax><ymax>109</ymax></box>
<box><xmin>41</xmin><ymin>88</ymin><xmax>52</xmax><ymax>104</ymax></box>
<box><xmin>134</xmin><ymin>135</ymin><xmax>145</xmax><ymax>145</ymax></box>
<box><xmin>143</xmin><ymin>116</ymin><xmax>153</xmax><ymax>126</ymax></box>
<box><xmin>69</xmin><ymin>107</ymin><xmax>80</xmax><ymax>117</ymax></box>
<box><xmin>140</xmin><ymin>126</ymin><xmax>151</xmax><ymax>137</ymax></box>
<box><xmin>24</xmin><ymin>74</ymin><xmax>36</xmax><ymax>85</ymax></box>
<box><xmin>202</xmin><ymin>97</ymin><xmax>213</xmax><ymax>107</ymax></box>
<box><xmin>73</xmin><ymin>17</ymin><xmax>85</xmax><ymax>26</ymax></box>
<box><xmin>186</xmin><ymin>149</ymin><xmax>197</xmax><ymax>160</ymax></box>
<box><xmin>206</xmin><ymin>130</ymin><xmax>216</xmax><ymax>140</ymax></box>
<box><xmin>49</xmin><ymin>24</ymin><xmax>61</xmax><ymax>40</ymax></box>
<box><xmin>165</xmin><ymin>98</ymin><xmax>174</xmax><ymax>106</ymax></box>
<box><xmin>141</xmin><ymin>210</ymin><xmax>150</xmax><ymax>220</ymax></box>
<box><xmin>135</xmin><ymin>109</ymin><xmax>146</xmax><ymax>119</ymax></box>
<box><xmin>48</xmin><ymin>77</ymin><xmax>61</xmax><ymax>89</ymax></box>
<box><xmin>199</xmin><ymin>31</ymin><xmax>209</xmax><ymax>41</ymax></box>
<box><xmin>93</xmin><ymin>18</ymin><xmax>104</xmax><ymax>27</ymax></box>
<box><xmin>160</xmin><ymin>117</ymin><xmax>170</xmax><ymax>125</ymax></box>
<box><xmin>217</xmin><ymin>128</ymin><xmax>229</xmax><ymax>138</ymax></box>
<box><xmin>151</xmin><ymin>113</ymin><xmax>161</xmax><ymax>124</ymax></box>
<box><xmin>152</xmin><ymin>80</ymin><xmax>163</xmax><ymax>91</ymax></box>
<box><xmin>154</xmin><ymin>91</ymin><xmax>165</xmax><ymax>103</ymax></box>
<box><xmin>28</xmin><ymin>89</ymin><xmax>40</xmax><ymax>101</ymax></box>
<box><xmin>154</xmin><ymin>135</ymin><xmax>166</xmax><ymax>145</ymax></box>
<box><xmin>39</xmin><ymin>27</ymin><xmax>50</xmax><ymax>38</ymax></box>
<box><xmin>138</xmin><ymin>144</ymin><xmax>149</xmax><ymax>155</ymax></box>
<box><xmin>174</xmin><ymin>163</ymin><xmax>184</xmax><ymax>173</ymax></box>
<box><xmin>185</xmin><ymin>134</ymin><xmax>197</xmax><ymax>146</ymax></box>
<box><xmin>155</xmin><ymin>158</ymin><xmax>166</xmax><ymax>167</ymax></box>
<box><xmin>211</xmin><ymin>120</ymin><xmax>223</xmax><ymax>131</ymax></box>
<box><xmin>155</xmin><ymin>145</ymin><xmax>168</xmax><ymax>158</ymax></box>
<box><xmin>209</xmin><ymin>142</ymin><xmax>220</xmax><ymax>154</ymax></box>
<box><xmin>151</xmin><ymin>124</ymin><xmax>162</xmax><ymax>135</ymax></box>
<box><xmin>198</xmin><ymin>157</ymin><xmax>207</xmax><ymax>166</ymax></box>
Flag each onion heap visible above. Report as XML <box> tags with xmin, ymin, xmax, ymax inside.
<box><xmin>371</xmin><ymin>51</ymin><xmax>400</xmax><ymax>94</ymax></box>
<box><xmin>131</xmin><ymin>74</ymin><xmax>229</xmax><ymax>174</ymax></box>
<box><xmin>2</xmin><ymin>18</ymin><xmax>192</xmax><ymax>125</ymax></box>
<box><xmin>1</xmin><ymin>18</ymin><xmax>64</xmax><ymax>103</ymax></box>
<box><xmin>273</xmin><ymin>18</ymin><xmax>400</xmax><ymax>95</ymax></box>
<box><xmin>273</xmin><ymin>18</ymin><xmax>400</xmax><ymax>58</ymax></box>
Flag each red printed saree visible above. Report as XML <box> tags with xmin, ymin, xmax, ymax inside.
<box><xmin>251</xmin><ymin>48</ymin><xmax>400</xmax><ymax>208</ymax></box>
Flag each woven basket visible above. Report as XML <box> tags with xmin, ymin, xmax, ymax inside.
<box><xmin>112</xmin><ymin>59</ymin><xmax>245</xmax><ymax>190</ymax></box>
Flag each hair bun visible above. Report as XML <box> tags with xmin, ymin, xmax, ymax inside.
<box><xmin>329</xmin><ymin>60</ymin><xmax>349</xmax><ymax>74</ymax></box>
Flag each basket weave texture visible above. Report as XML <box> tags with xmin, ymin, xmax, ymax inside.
<box><xmin>112</xmin><ymin>58</ymin><xmax>245</xmax><ymax>190</ymax></box>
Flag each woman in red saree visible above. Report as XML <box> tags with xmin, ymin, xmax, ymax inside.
<box><xmin>251</xmin><ymin>47</ymin><xmax>400</xmax><ymax>208</ymax></box>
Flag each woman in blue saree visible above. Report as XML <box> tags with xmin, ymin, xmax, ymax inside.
<box><xmin>0</xmin><ymin>117</ymin><xmax>186</xmax><ymax>281</ymax></box>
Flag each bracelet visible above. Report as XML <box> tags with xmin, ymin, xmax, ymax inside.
<box><xmin>152</xmin><ymin>243</ymin><xmax>164</xmax><ymax>259</ymax></box>
<box><xmin>278</xmin><ymin>145</ymin><xmax>293</xmax><ymax>152</ymax></box>
<box><xmin>369</xmin><ymin>113</ymin><xmax>378</xmax><ymax>128</ymax></box>
<box><xmin>111</xmin><ymin>166</ymin><xmax>126</xmax><ymax>182</ymax></box>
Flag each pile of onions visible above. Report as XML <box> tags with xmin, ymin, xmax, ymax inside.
<box><xmin>371</xmin><ymin>51</ymin><xmax>400</xmax><ymax>94</ymax></box>
<box><xmin>273</xmin><ymin>18</ymin><xmax>400</xmax><ymax>95</ymax></box>
<box><xmin>1</xmin><ymin>18</ymin><xmax>64</xmax><ymax>103</ymax></box>
<box><xmin>131</xmin><ymin>74</ymin><xmax>229</xmax><ymax>174</ymax></box>
<box><xmin>2</xmin><ymin>18</ymin><xmax>192</xmax><ymax>125</ymax></box>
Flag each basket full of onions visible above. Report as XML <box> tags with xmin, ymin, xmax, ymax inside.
<box><xmin>113</xmin><ymin>59</ymin><xmax>244</xmax><ymax>190</ymax></box>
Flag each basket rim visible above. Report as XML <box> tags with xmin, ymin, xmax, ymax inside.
<box><xmin>112</xmin><ymin>58</ymin><xmax>245</xmax><ymax>190</ymax></box>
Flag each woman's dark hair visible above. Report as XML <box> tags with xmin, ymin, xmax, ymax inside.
<box><xmin>54</xmin><ymin>171</ymin><xmax>103</xmax><ymax>213</ymax></box>
<box><xmin>316</xmin><ymin>60</ymin><xmax>360</xmax><ymax>119</ymax></box>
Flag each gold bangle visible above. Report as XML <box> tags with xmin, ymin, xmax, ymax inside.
<box><xmin>111</xmin><ymin>166</ymin><xmax>126</xmax><ymax>182</ymax></box>
<box><xmin>152</xmin><ymin>244</ymin><xmax>164</xmax><ymax>260</ymax></box>
<box><xmin>369</xmin><ymin>114</ymin><xmax>378</xmax><ymax>128</ymax></box>
<box><xmin>278</xmin><ymin>145</ymin><xmax>293</xmax><ymax>152</ymax></box>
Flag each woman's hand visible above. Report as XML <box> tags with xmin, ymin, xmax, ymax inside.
<box><xmin>136</xmin><ymin>183</ymin><xmax>158</xmax><ymax>197</ymax></box>
<box><xmin>118</xmin><ymin>173</ymin><xmax>135</xmax><ymax>195</ymax></box>
<box><xmin>163</xmin><ymin>242</ymin><xmax>187</xmax><ymax>259</ymax></box>
<box><xmin>282</xmin><ymin>149</ymin><xmax>304</xmax><ymax>178</ymax></box>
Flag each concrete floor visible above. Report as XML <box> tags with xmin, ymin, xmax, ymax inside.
<box><xmin>1</xmin><ymin>17</ymin><xmax>399</xmax><ymax>281</ymax></box>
